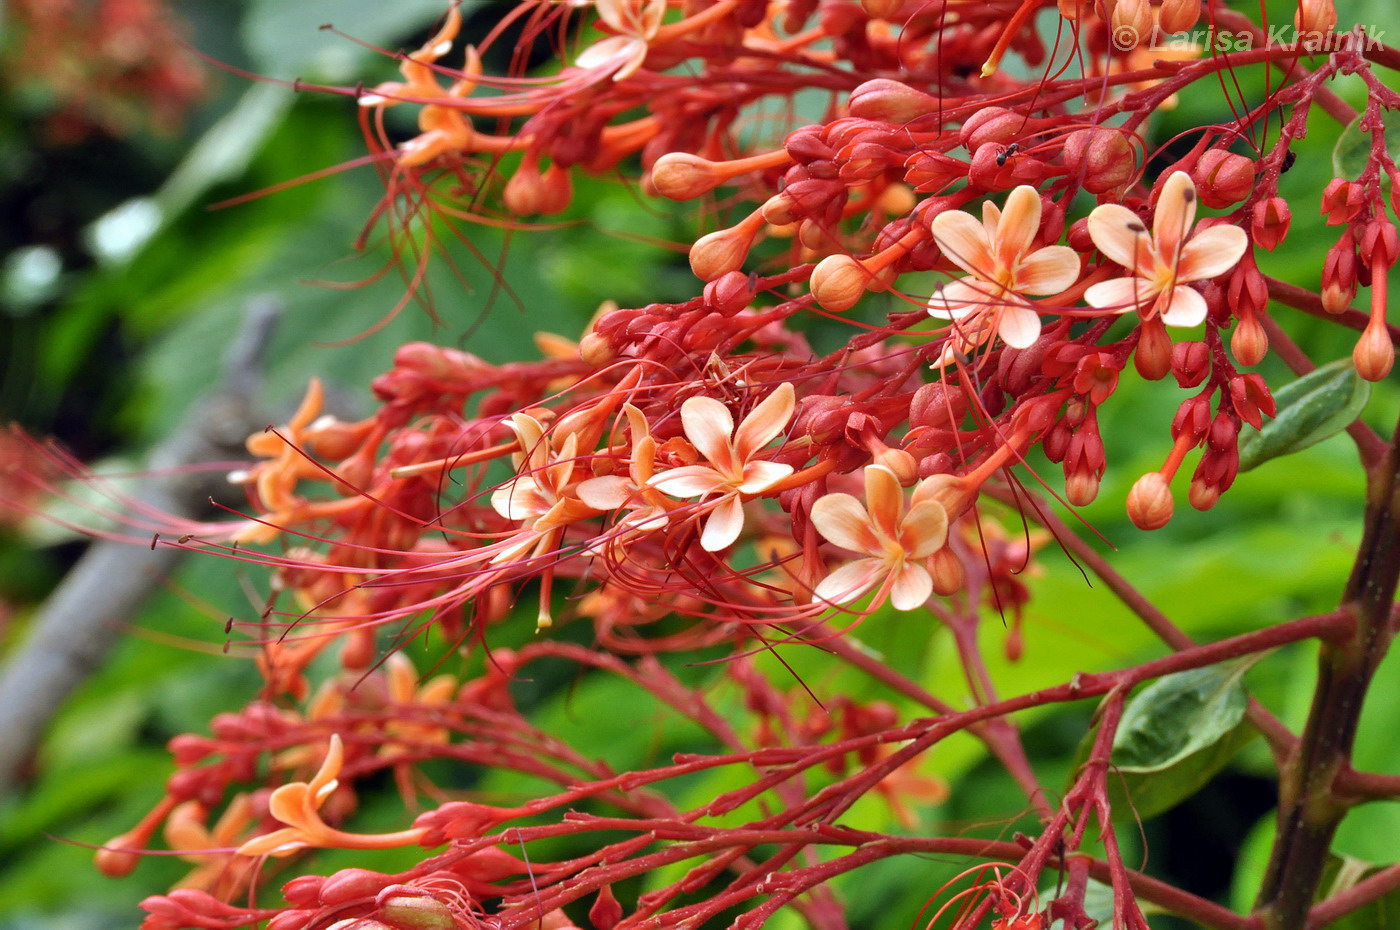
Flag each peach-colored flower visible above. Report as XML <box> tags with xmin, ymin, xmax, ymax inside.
<box><xmin>577</xmin><ymin>404</ymin><xmax>669</xmax><ymax>547</ymax></box>
<box><xmin>491</xmin><ymin>412</ymin><xmax>600</xmax><ymax>563</ymax></box>
<box><xmin>647</xmin><ymin>383</ymin><xmax>795</xmax><ymax>552</ymax></box>
<box><xmin>811</xmin><ymin>465</ymin><xmax>949</xmax><ymax>611</ymax></box>
<box><xmin>1085</xmin><ymin>171</ymin><xmax>1249</xmax><ymax>326</ymax></box>
<box><xmin>927</xmin><ymin>185</ymin><xmax>1080</xmax><ymax>356</ymax></box>
<box><xmin>237</xmin><ymin>735</ymin><xmax>346</xmax><ymax>858</ymax></box>
<box><xmin>576</xmin><ymin>0</ymin><xmax>667</xmax><ymax>80</ymax></box>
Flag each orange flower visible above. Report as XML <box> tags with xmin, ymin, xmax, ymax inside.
<box><xmin>1085</xmin><ymin>171</ymin><xmax>1248</xmax><ymax>326</ymax></box>
<box><xmin>811</xmin><ymin>465</ymin><xmax>948</xmax><ymax>611</ymax></box>
<box><xmin>647</xmin><ymin>383</ymin><xmax>795</xmax><ymax>551</ymax></box>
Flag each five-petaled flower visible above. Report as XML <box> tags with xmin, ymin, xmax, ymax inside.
<box><xmin>928</xmin><ymin>185</ymin><xmax>1081</xmax><ymax>358</ymax></box>
<box><xmin>811</xmin><ymin>465</ymin><xmax>949</xmax><ymax>611</ymax></box>
<box><xmin>647</xmin><ymin>383</ymin><xmax>796</xmax><ymax>552</ymax></box>
<box><xmin>1084</xmin><ymin>171</ymin><xmax>1249</xmax><ymax>326</ymax></box>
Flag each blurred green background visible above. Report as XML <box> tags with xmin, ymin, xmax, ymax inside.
<box><xmin>2</xmin><ymin>1</ymin><xmax>1399</xmax><ymax>928</ymax></box>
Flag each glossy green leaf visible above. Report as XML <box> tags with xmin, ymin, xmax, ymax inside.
<box><xmin>1107</xmin><ymin>720</ymin><xmax>1257</xmax><ymax>821</ymax></box>
<box><xmin>1112</xmin><ymin>657</ymin><xmax>1256</xmax><ymax>772</ymax></box>
<box><xmin>1332</xmin><ymin>115</ymin><xmax>1400</xmax><ymax>183</ymax></box>
<box><xmin>1238</xmin><ymin>359</ymin><xmax>1371</xmax><ymax>472</ymax></box>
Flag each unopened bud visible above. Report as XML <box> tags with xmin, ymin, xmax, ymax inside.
<box><xmin>1321</xmin><ymin>179</ymin><xmax>1365</xmax><ymax>226</ymax></box>
<box><xmin>1126</xmin><ymin>472</ymin><xmax>1174</xmax><ymax>530</ymax></box>
<box><xmin>1063</xmin><ymin>128</ymin><xmax>1136</xmax><ymax>194</ymax></box>
<box><xmin>1064</xmin><ymin>469</ymin><xmax>1101</xmax><ymax>507</ymax></box>
<box><xmin>1231</xmin><ymin>312</ymin><xmax>1268</xmax><ymax>366</ymax></box>
<box><xmin>95</xmin><ymin>835</ymin><xmax>142</xmax><ymax>877</ymax></box>
<box><xmin>1354</xmin><ymin>316</ymin><xmax>1395</xmax><ymax>382</ymax></box>
<box><xmin>1194</xmin><ymin>150</ymin><xmax>1255</xmax><ymax>208</ymax></box>
<box><xmin>1111</xmin><ymin>0</ymin><xmax>1153</xmax><ymax>49</ymax></box>
<box><xmin>704</xmin><ymin>270</ymin><xmax>757</xmax><ymax>315</ymax></box>
<box><xmin>689</xmin><ymin>214</ymin><xmax>763</xmax><ymax>281</ymax></box>
<box><xmin>913</xmin><ymin>473</ymin><xmax>975</xmax><ymax>520</ymax></box>
<box><xmin>377</xmin><ymin>892</ymin><xmax>456</xmax><ymax>930</ymax></box>
<box><xmin>1171</xmin><ymin>340</ymin><xmax>1211</xmax><ymax>387</ymax></box>
<box><xmin>650</xmin><ymin>153</ymin><xmax>726</xmax><ymax>199</ymax></box>
<box><xmin>1251</xmin><ymin>197</ymin><xmax>1291</xmax><ymax>251</ymax></box>
<box><xmin>1158</xmin><ymin>0</ymin><xmax>1201</xmax><ymax>33</ymax></box>
<box><xmin>578</xmin><ymin>332</ymin><xmax>616</xmax><ymax>367</ymax></box>
<box><xmin>1135</xmin><ymin>317</ymin><xmax>1174</xmax><ymax>381</ymax></box>
<box><xmin>929</xmin><ymin>546</ymin><xmax>965</xmax><ymax>595</ymax></box>
<box><xmin>809</xmin><ymin>254</ymin><xmax>870</xmax><ymax>312</ymax></box>
<box><xmin>873</xmin><ymin>446</ymin><xmax>919</xmax><ymax>486</ymax></box>
<box><xmin>503</xmin><ymin>158</ymin><xmax>572</xmax><ymax>215</ymax></box>
<box><xmin>1188</xmin><ymin>478</ymin><xmax>1221</xmax><ymax>511</ymax></box>
<box><xmin>1294</xmin><ymin>0</ymin><xmax>1338</xmax><ymax>46</ymax></box>
<box><xmin>959</xmin><ymin>107</ymin><xmax>1024</xmax><ymax>151</ymax></box>
<box><xmin>848</xmin><ymin>79</ymin><xmax>938</xmax><ymax>122</ymax></box>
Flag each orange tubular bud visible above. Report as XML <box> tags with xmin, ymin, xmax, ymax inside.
<box><xmin>1110</xmin><ymin>0</ymin><xmax>1153</xmax><ymax>49</ymax></box>
<box><xmin>650</xmin><ymin>153</ymin><xmax>725</xmax><ymax>200</ymax></box>
<box><xmin>809</xmin><ymin>255</ymin><xmax>871</xmax><ymax>312</ymax></box>
<box><xmin>1158</xmin><ymin>0</ymin><xmax>1201</xmax><ymax>33</ymax></box>
<box><xmin>1231</xmin><ymin>313</ymin><xmax>1269</xmax><ymax>367</ymax></box>
<box><xmin>1354</xmin><ymin>314</ymin><xmax>1395</xmax><ymax>382</ymax></box>
<box><xmin>1064</xmin><ymin>470</ymin><xmax>1101</xmax><ymax>507</ymax></box>
<box><xmin>1127</xmin><ymin>472</ymin><xmax>1175</xmax><ymax>530</ymax></box>
<box><xmin>1189</xmin><ymin>477</ymin><xmax>1221</xmax><ymax>511</ymax></box>
<box><xmin>689</xmin><ymin>211</ymin><xmax>766</xmax><ymax>281</ymax></box>
<box><xmin>1063</xmin><ymin>128</ymin><xmax>1137</xmax><ymax>194</ymax></box>
<box><xmin>1294</xmin><ymin>0</ymin><xmax>1338</xmax><ymax>46</ymax></box>
<box><xmin>929</xmin><ymin>546</ymin><xmax>965</xmax><ymax>596</ymax></box>
<box><xmin>1135</xmin><ymin>317</ymin><xmax>1174</xmax><ymax>381</ymax></box>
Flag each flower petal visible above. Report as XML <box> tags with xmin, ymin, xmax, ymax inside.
<box><xmin>1177</xmin><ymin>225</ymin><xmax>1249</xmax><ymax>281</ymax></box>
<box><xmin>927</xmin><ymin>279</ymin><xmax>995</xmax><ymax>320</ymax></box>
<box><xmin>931</xmin><ymin>209</ymin><xmax>995</xmax><ymax>278</ymax></box>
<box><xmin>1087</xmin><ymin>204</ymin><xmax>1151</xmax><ymax>271</ymax></box>
<box><xmin>811</xmin><ymin>492</ymin><xmax>880</xmax><ymax>555</ymax></box>
<box><xmin>491</xmin><ymin>476</ymin><xmax>546</xmax><ymax>521</ymax></box>
<box><xmin>681</xmin><ymin>396</ymin><xmax>734</xmax><ymax>466</ymax></box>
<box><xmin>647</xmin><ymin>464</ymin><xmax>726</xmax><ymax>498</ymax></box>
<box><xmin>267</xmin><ymin>784</ymin><xmax>311</xmax><ymax>830</ymax></box>
<box><xmin>889</xmin><ymin>563</ymin><xmax>934</xmax><ymax>611</ymax></box>
<box><xmin>577</xmin><ymin>475</ymin><xmax>632</xmax><ymax>510</ymax></box>
<box><xmin>1158</xmin><ymin>285</ymin><xmax>1208</xmax><ymax>327</ymax></box>
<box><xmin>815</xmin><ymin>558</ymin><xmax>882</xmax><ymax>605</ymax></box>
<box><xmin>1016</xmin><ymin>245</ymin><xmax>1081</xmax><ymax>294</ymax></box>
<box><xmin>738</xmin><ymin>459</ymin><xmax>794</xmax><ymax>495</ymax></box>
<box><xmin>733</xmin><ymin>382</ymin><xmax>795</xmax><ymax>461</ymax></box>
<box><xmin>700</xmin><ymin>494</ymin><xmax>745</xmax><ymax>551</ymax></box>
<box><xmin>900</xmin><ymin>501</ymin><xmax>949</xmax><ymax>558</ymax></box>
<box><xmin>1085</xmin><ymin>276</ymin><xmax>1155</xmax><ymax>314</ymax></box>
<box><xmin>863</xmin><ymin>464</ymin><xmax>904</xmax><ymax>543</ymax></box>
<box><xmin>1153</xmin><ymin>171</ymin><xmax>1199</xmax><ymax>262</ymax></box>
<box><xmin>997</xmin><ymin>303</ymin><xmax>1042</xmax><ymax>348</ymax></box>
<box><xmin>994</xmin><ymin>185</ymin><xmax>1042</xmax><ymax>268</ymax></box>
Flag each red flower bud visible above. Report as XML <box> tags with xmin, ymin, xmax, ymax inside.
<box><xmin>1193</xmin><ymin>149</ymin><xmax>1255</xmax><ymax>208</ymax></box>
<box><xmin>1063</xmin><ymin>128</ymin><xmax>1136</xmax><ymax>194</ymax></box>
<box><xmin>848</xmin><ymin>79</ymin><xmax>939</xmax><ymax>122</ymax></box>
<box><xmin>1251</xmin><ymin>196</ymin><xmax>1291</xmax><ymax>250</ymax></box>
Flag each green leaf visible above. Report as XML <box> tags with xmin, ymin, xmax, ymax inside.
<box><xmin>1237</xmin><ymin>359</ymin><xmax>1371</xmax><ymax>472</ymax></box>
<box><xmin>1113</xmin><ymin>658</ymin><xmax>1255</xmax><ymax>772</ymax></box>
<box><xmin>1073</xmin><ymin>657</ymin><xmax>1264</xmax><ymax>821</ymax></box>
<box><xmin>1332</xmin><ymin>114</ymin><xmax>1400</xmax><ymax>182</ymax></box>
<box><xmin>1106</xmin><ymin>720</ymin><xmax>1257</xmax><ymax>821</ymax></box>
